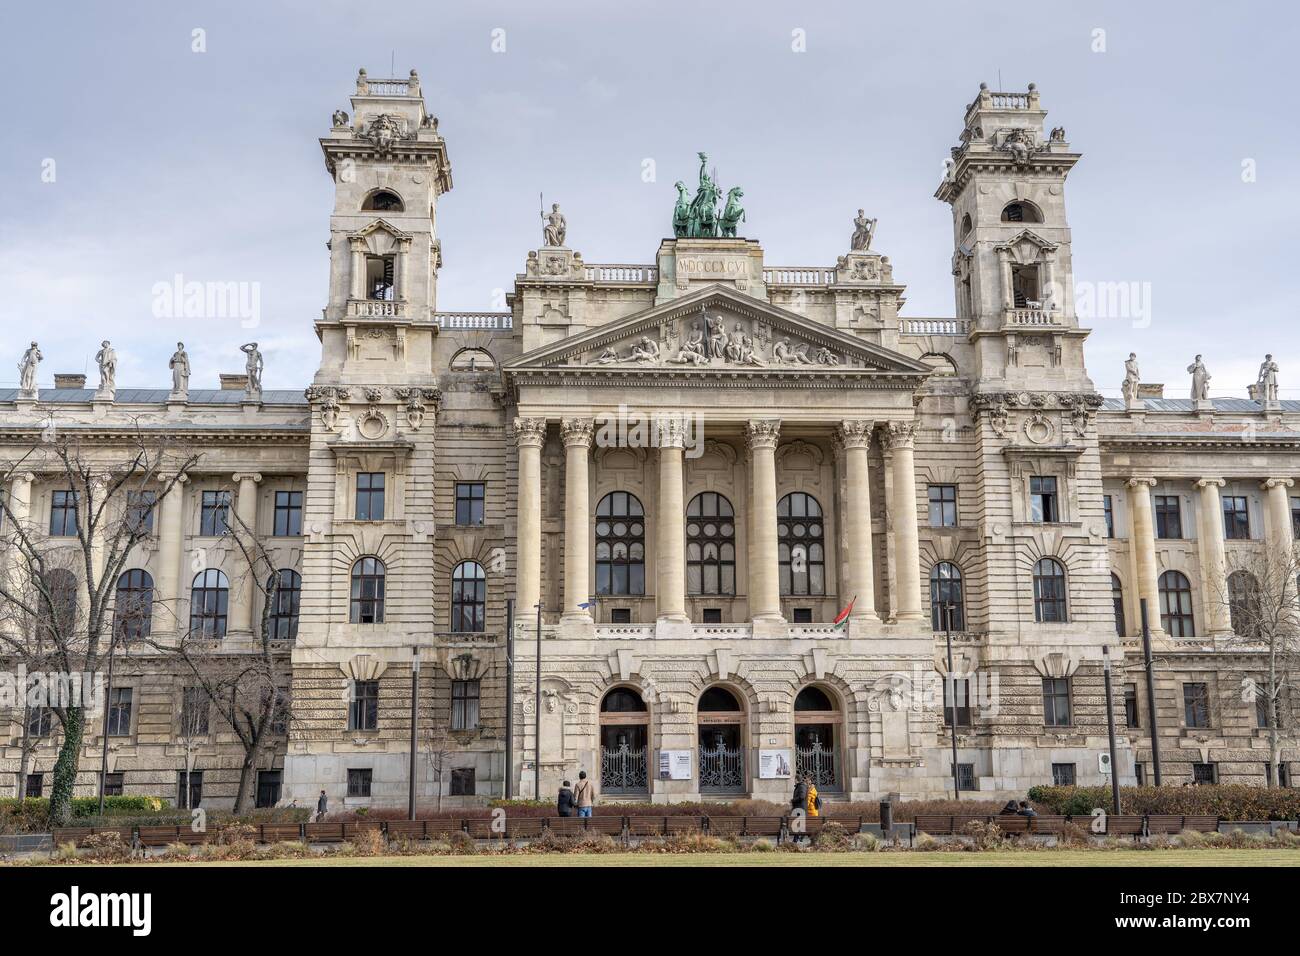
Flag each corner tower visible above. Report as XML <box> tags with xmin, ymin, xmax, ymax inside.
<box><xmin>935</xmin><ymin>83</ymin><xmax>1089</xmax><ymax>394</ymax></box>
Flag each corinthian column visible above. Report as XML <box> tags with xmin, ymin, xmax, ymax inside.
<box><xmin>156</xmin><ymin>474</ymin><xmax>188</xmax><ymax>637</ymax></box>
<box><xmin>1195</xmin><ymin>478</ymin><xmax>1231</xmax><ymax>636</ymax></box>
<box><xmin>229</xmin><ymin>473</ymin><xmax>262</xmax><ymax>634</ymax></box>
<box><xmin>885</xmin><ymin>422</ymin><xmax>924</xmax><ymax>622</ymax></box>
<box><xmin>1</xmin><ymin>472</ymin><xmax>35</xmax><ymax>612</ymax></box>
<box><xmin>1126</xmin><ymin>477</ymin><xmax>1164</xmax><ymax>638</ymax></box>
<box><xmin>514</xmin><ymin>419</ymin><xmax>547</xmax><ymax>619</ymax></box>
<box><xmin>560</xmin><ymin>419</ymin><xmax>594</xmax><ymax>623</ymax></box>
<box><xmin>1262</xmin><ymin>478</ymin><xmax>1296</xmax><ymax>555</ymax></box>
<box><xmin>746</xmin><ymin>420</ymin><xmax>783</xmax><ymax>623</ymax></box>
<box><xmin>655</xmin><ymin>416</ymin><xmax>688</xmax><ymax>623</ymax></box>
<box><xmin>837</xmin><ymin>421</ymin><xmax>879</xmax><ymax>622</ymax></box>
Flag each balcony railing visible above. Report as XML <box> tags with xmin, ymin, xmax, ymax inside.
<box><xmin>584</xmin><ymin>264</ymin><xmax>658</xmax><ymax>284</ymax></box>
<box><xmin>899</xmin><ymin>318</ymin><xmax>970</xmax><ymax>336</ymax></box>
<box><xmin>1005</xmin><ymin>307</ymin><xmax>1060</xmax><ymax>326</ymax></box>
<box><xmin>433</xmin><ymin>312</ymin><xmax>513</xmax><ymax>330</ymax></box>
<box><xmin>348</xmin><ymin>299</ymin><xmax>406</xmax><ymax>318</ymax></box>
<box><xmin>763</xmin><ymin>267</ymin><xmax>835</xmax><ymax>286</ymax></box>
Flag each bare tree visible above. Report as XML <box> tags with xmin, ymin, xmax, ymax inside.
<box><xmin>0</xmin><ymin>430</ymin><xmax>198</xmax><ymax>824</ymax></box>
<box><xmin>1215</xmin><ymin>545</ymin><xmax>1300</xmax><ymax>787</ymax></box>
<box><xmin>146</xmin><ymin>508</ymin><xmax>293</xmax><ymax>814</ymax></box>
<box><xmin>421</xmin><ymin>720</ymin><xmax>454</xmax><ymax>812</ymax></box>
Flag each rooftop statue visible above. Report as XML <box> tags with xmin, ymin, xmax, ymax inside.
<box><xmin>241</xmin><ymin>342</ymin><xmax>264</xmax><ymax>397</ymax></box>
<box><xmin>1121</xmin><ymin>352</ymin><xmax>1141</xmax><ymax>408</ymax></box>
<box><xmin>1187</xmin><ymin>354</ymin><xmax>1211</xmax><ymax>402</ymax></box>
<box><xmin>850</xmin><ymin>210</ymin><xmax>877</xmax><ymax>251</ymax></box>
<box><xmin>170</xmin><ymin>342</ymin><xmax>191</xmax><ymax>395</ymax></box>
<box><xmin>1258</xmin><ymin>354</ymin><xmax>1280</xmax><ymax>404</ymax></box>
<box><xmin>674</xmin><ymin>152</ymin><xmax>743</xmax><ymax>239</ymax></box>
<box><xmin>18</xmin><ymin>340</ymin><xmax>41</xmax><ymax>397</ymax></box>
<box><xmin>542</xmin><ymin>203</ymin><xmax>567</xmax><ymax>247</ymax></box>
<box><xmin>95</xmin><ymin>340</ymin><xmax>117</xmax><ymax>394</ymax></box>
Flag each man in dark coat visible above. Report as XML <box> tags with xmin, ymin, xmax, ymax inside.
<box><xmin>316</xmin><ymin>790</ymin><xmax>328</xmax><ymax>821</ymax></box>
<box><xmin>557</xmin><ymin>781</ymin><xmax>576</xmax><ymax>817</ymax></box>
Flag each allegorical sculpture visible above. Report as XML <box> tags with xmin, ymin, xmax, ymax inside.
<box><xmin>1121</xmin><ymin>352</ymin><xmax>1141</xmax><ymax>408</ymax></box>
<box><xmin>1187</xmin><ymin>354</ymin><xmax>1211</xmax><ymax>402</ymax></box>
<box><xmin>18</xmin><ymin>340</ymin><xmax>41</xmax><ymax>398</ymax></box>
<box><xmin>850</xmin><ymin>210</ymin><xmax>877</xmax><ymax>251</ymax></box>
<box><xmin>170</xmin><ymin>342</ymin><xmax>190</xmax><ymax>396</ymax></box>
<box><xmin>331</xmin><ymin>109</ymin><xmax>348</xmax><ymax>128</ymax></box>
<box><xmin>241</xmin><ymin>342</ymin><xmax>263</xmax><ymax>397</ymax></box>
<box><xmin>673</xmin><ymin>152</ymin><xmax>743</xmax><ymax>239</ymax></box>
<box><xmin>1257</xmin><ymin>354</ymin><xmax>1280</xmax><ymax>404</ymax></box>
<box><xmin>541</xmin><ymin>203</ymin><xmax>567</xmax><ymax>247</ymax></box>
<box><xmin>95</xmin><ymin>340</ymin><xmax>117</xmax><ymax>396</ymax></box>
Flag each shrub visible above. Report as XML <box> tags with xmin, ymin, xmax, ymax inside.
<box><xmin>913</xmin><ymin>832</ymin><xmax>941</xmax><ymax>851</ymax></box>
<box><xmin>813</xmin><ymin>821</ymin><xmax>854</xmax><ymax>851</ymax></box>
<box><xmin>749</xmin><ymin>837</ymin><xmax>774</xmax><ymax>852</ymax></box>
<box><xmin>850</xmin><ymin>832</ymin><xmax>880</xmax><ymax>852</ymax></box>
<box><xmin>351</xmin><ymin>827</ymin><xmax>387</xmax><ymax>856</ymax></box>
<box><xmin>961</xmin><ymin>819</ymin><xmax>1006</xmax><ymax>851</ymax></box>
<box><xmin>1026</xmin><ymin>784</ymin><xmax>1300</xmax><ymax>821</ymax></box>
<box><xmin>81</xmin><ymin>831</ymin><xmax>131</xmax><ymax>862</ymax></box>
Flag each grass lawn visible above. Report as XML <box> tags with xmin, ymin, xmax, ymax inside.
<box><xmin>144</xmin><ymin>849</ymin><xmax>1300</xmax><ymax>867</ymax></box>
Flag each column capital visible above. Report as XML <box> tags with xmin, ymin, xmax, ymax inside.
<box><xmin>560</xmin><ymin>418</ymin><xmax>594</xmax><ymax>448</ymax></box>
<box><xmin>745</xmin><ymin>419</ymin><xmax>781</xmax><ymax>451</ymax></box>
<box><xmin>835</xmin><ymin>419</ymin><xmax>873</xmax><ymax>450</ymax></box>
<box><xmin>1195</xmin><ymin>477</ymin><xmax>1226</xmax><ymax>489</ymax></box>
<box><xmin>1262</xmin><ymin>477</ymin><xmax>1295</xmax><ymax>491</ymax></box>
<box><xmin>881</xmin><ymin>420</ymin><xmax>916</xmax><ymax>450</ymax></box>
<box><xmin>9</xmin><ymin>471</ymin><xmax>36</xmax><ymax>485</ymax></box>
<box><xmin>512</xmin><ymin>417</ymin><xmax>548</xmax><ymax>448</ymax></box>
<box><xmin>654</xmin><ymin>414</ymin><xmax>689</xmax><ymax>450</ymax></box>
<box><xmin>232</xmin><ymin>472</ymin><xmax>263</xmax><ymax>484</ymax></box>
<box><xmin>1126</xmin><ymin>476</ymin><xmax>1157</xmax><ymax>489</ymax></box>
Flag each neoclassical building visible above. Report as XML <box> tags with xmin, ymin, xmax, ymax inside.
<box><xmin>2</xmin><ymin>73</ymin><xmax>1296</xmax><ymax>808</ymax></box>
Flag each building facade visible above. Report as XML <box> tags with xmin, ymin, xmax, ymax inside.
<box><xmin>2</xmin><ymin>73</ymin><xmax>1296</xmax><ymax>808</ymax></box>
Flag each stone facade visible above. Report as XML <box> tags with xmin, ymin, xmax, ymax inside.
<box><xmin>2</xmin><ymin>75</ymin><xmax>1296</xmax><ymax>809</ymax></box>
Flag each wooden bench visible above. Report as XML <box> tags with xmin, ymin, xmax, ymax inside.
<box><xmin>1102</xmin><ymin>814</ymin><xmax>1145</xmax><ymax>836</ymax></box>
<box><xmin>1027</xmin><ymin>815</ymin><xmax>1069</xmax><ymax>835</ymax></box>
<box><xmin>503</xmin><ymin>818</ymin><xmax>546</xmax><ymax>839</ymax></box>
<box><xmin>342</xmin><ymin>821</ymin><xmax>385</xmax><ymax>841</ymax></box>
<box><xmin>302</xmin><ymin>822</ymin><xmax>345</xmax><ymax>843</ymax></box>
<box><xmin>51</xmin><ymin>826</ymin><xmax>134</xmax><ymax>847</ymax></box>
<box><xmin>138</xmin><ymin>825</ymin><xmax>209</xmax><ymax>847</ymax></box>
<box><xmin>259</xmin><ymin>823</ymin><xmax>306</xmax><ymax>843</ymax></box>
<box><xmin>1147</xmin><ymin>814</ymin><xmax>1219</xmax><ymax>835</ymax></box>
<box><xmin>912</xmin><ymin>814</ymin><xmax>955</xmax><ymax>834</ymax></box>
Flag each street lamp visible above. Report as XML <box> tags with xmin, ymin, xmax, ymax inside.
<box><xmin>534</xmin><ymin>601</ymin><xmax>543</xmax><ymax>802</ymax></box>
<box><xmin>943</xmin><ymin>602</ymin><xmax>960</xmax><ymax>801</ymax></box>
<box><xmin>1102</xmin><ymin>646</ymin><xmax>1122</xmax><ymax>815</ymax></box>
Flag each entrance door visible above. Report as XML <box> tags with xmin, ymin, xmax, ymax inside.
<box><xmin>600</xmin><ymin>725</ymin><xmax>648</xmax><ymax>794</ymax></box>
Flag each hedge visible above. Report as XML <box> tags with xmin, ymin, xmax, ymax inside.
<box><xmin>1026</xmin><ymin>785</ymin><xmax>1300</xmax><ymax>821</ymax></box>
<box><xmin>0</xmin><ymin>796</ymin><xmax>168</xmax><ymax>833</ymax></box>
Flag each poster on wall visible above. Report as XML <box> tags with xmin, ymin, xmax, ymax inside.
<box><xmin>657</xmin><ymin>750</ymin><xmax>692</xmax><ymax>780</ymax></box>
<box><xmin>759</xmin><ymin>749</ymin><xmax>793</xmax><ymax>779</ymax></box>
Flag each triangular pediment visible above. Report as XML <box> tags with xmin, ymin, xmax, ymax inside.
<box><xmin>349</xmin><ymin>218</ymin><xmax>411</xmax><ymax>242</ymax></box>
<box><xmin>503</xmin><ymin>285</ymin><xmax>932</xmax><ymax>382</ymax></box>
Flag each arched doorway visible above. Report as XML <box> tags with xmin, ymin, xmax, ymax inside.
<box><xmin>794</xmin><ymin>685</ymin><xmax>841</xmax><ymax>791</ymax></box>
<box><xmin>599</xmin><ymin>687</ymin><xmax>649</xmax><ymax>796</ymax></box>
<box><xmin>698</xmin><ymin>686</ymin><xmax>745</xmax><ymax>794</ymax></box>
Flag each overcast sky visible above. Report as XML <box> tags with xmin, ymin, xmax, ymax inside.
<box><xmin>2</xmin><ymin>1</ymin><xmax>1296</xmax><ymax>398</ymax></box>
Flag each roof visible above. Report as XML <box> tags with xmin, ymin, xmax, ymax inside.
<box><xmin>0</xmin><ymin>388</ymin><xmax>308</xmax><ymax>405</ymax></box>
<box><xmin>1099</xmin><ymin>397</ymin><xmax>1300</xmax><ymax>413</ymax></box>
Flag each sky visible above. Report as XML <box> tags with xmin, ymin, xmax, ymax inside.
<box><xmin>1</xmin><ymin>0</ymin><xmax>1297</xmax><ymax>398</ymax></box>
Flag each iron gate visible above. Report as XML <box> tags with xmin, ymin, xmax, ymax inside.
<box><xmin>698</xmin><ymin>740</ymin><xmax>745</xmax><ymax>792</ymax></box>
<box><xmin>796</xmin><ymin>741</ymin><xmax>838</xmax><ymax>790</ymax></box>
<box><xmin>601</xmin><ymin>743</ymin><xmax>648</xmax><ymax>794</ymax></box>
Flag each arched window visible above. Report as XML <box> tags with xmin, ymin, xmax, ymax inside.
<box><xmin>930</xmin><ymin>562</ymin><xmax>965</xmax><ymax>631</ymax></box>
<box><xmin>778</xmin><ymin>493</ymin><xmax>825</xmax><ymax>596</ymax></box>
<box><xmin>600</xmin><ymin>688</ymin><xmax>648</xmax><ymax>713</ymax></box>
<box><xmin>267</xmin><ymin>569</ymin><xmax>301</xmax><ymax>640</ymax></box>
<box><xmin>1001</xmin><ymin>200</ymin><xmax>1043</xmax><ymax>223</ymax></box>
<box><xmin>362</xmin><ymin>189</ymin><xmax>404</xmax><ymax>212</ymax></box>
<box><xmin>1111</xmin><ymin>573</ymin><xmax>1125</xmax><ymax>637</ymax></box>
<box><xmin>451</xmin><ymin>561</ymin><xmax>486</xmax><ymax>633</ymax></box>
<box><xmin>960</xmin><ymin>213</ymin><xmax>973</xmax><ymax>237</ymax></box>
<box><xmin>1032</xmin><ymin>558</ymin><xmax>1068</xmax><ymax>623</ymax></box>
<box><xmin>1158</xmin><ymin>570</ymin><xmax>1195</xmax><ymax>637</ymax></box>
<box><xmin>686</xmin><ymin>493</ymin><xmax>735</xmax><ymax>595</ymax></box>
<box><xmin>595</xmin><ymin>492</ymin><xmax>645</xmax><ymax>595</ymax></box>
<box><xmin>349</xmin><ymin>557</ymin><xmax>385</xmax><ymax>624</ymax></box>
<box><xmin>1228</xmin><ymin>570</ymin><xmax>1260</xmax><ymax>638</ymax></box>
<box><xmin>698</xmin><ymin>686</ymin><xmax>742</xmax><ymax>712</ymax></box>
<box><xmin>794</xmin><ymin>686</ymin><xmax>835</xmax><ymax>712</ymax></box>
<box><xmin>114</xmin><ymin>569</ymin><xmax>154</xmax><ymax>641</ymax></box>
<box><xmin>190</xmin><ymin>569</ymin><xmax>229</xmax><ymax>638</ymax></box>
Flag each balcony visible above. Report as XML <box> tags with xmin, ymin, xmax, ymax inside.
<box><xmin>1004</xmin><ymin>307</ymin><xmax>1061</xmax><ymax>327</ymax></box>
<box><xmin>899</xmin><ymin>318</ymin><xmax>970</xmax><ymax>337</ymax></box>
<box><xmin>433</xmin><ymin>312</ymin><xmax>513</xmax><ymax>330</ymax></box>
<box><xmin>348</xmin><ymin>298</ymin><xmax>407</xmax><ymax>318</ymax></box>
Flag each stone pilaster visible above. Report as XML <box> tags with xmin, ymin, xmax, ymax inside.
<box><xmin>885</xmin><ymin>421</ymin><xmax>924</xmax><ymax>622</ymax></box>
<box><xmin>1</xmin><ymin>472</ymin><xmax>35</xmax><ymax>612</ymax></box>
<box><xmin>230</xmin><ymin>472</ymin><xmax>262</xmax><ymax>633</ymax></box>
<box><xmin>1262</xmin><ymin>478</ymin><xmax>1296</xmax><ymax>555</ymax></box>
<box><xmin>513</xmin><ymin>419</ymin><xmax>547</xmax><ymax>619</ymax></box>
<box><xmin>1195</xmin><ymin>478</ymin><xmax>1231</xmax><ymax>636</ymax></box>
<box><xmin>746</xmin><ymin>420</ymin><xmax>783</xmax><ymax>623</ymax></box>
<box><xmin>1126</xmin><ymin>477</ymin><xmax>1164</xmax><ymax>638</ymax></box>
<box><xmin>156</xmin><ymin>474</ymin><xmax>188</xmax><ymax>637</ymax></box>
<box><xmin>560</xmin><ymin>418</ymin><xmax>594</xmax><ymax>623</ymax></box>
<box><xmin>654</xmin><ymin>416</ymin><xmax>688</xmax><ymax>623</ymax></box>
<box><xmin>836</xmin><ymin>420</ymin><xmax>879</xmax><ymax>622</ymax></box>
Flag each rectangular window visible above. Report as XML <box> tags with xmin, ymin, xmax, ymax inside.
<box><xmin>1134</xmin><ymin>763</ymin><xmax>1146</xmax><ymax>786</ymax></box>
<box><xmin>1124</xmin><ymin>683</ymin><xmax>1139</xmax><ymax>729</ymax></box>
<box><xmin>349</xmin><ymin>680</ymin><xmax>379</xmax><ymax>731</ymax></box>
<box><xmin>1183</xmin><ymin>682</ymin><xmax>1211</xmax><ymax>729</ymax></box>
<box><xmin>454</xmin><ymin>482</ymin><xmax>485</xmax><ymax>526</ymax></box>
<box><xmin>126</xmin><ymin>491</ymin><xmax>156</xmax><ymax>534</ymax></box>
<box><xmin>791</xmin><ymin>607</ymin><xmax>813</xmax><ymax>624</ymax></box>
<box><xmin>1256</xmin><ymin>691</ymin><xmax>1271</xmax><ymax>729</ymax></box>
<box><xmin>609</xmin><ymin>608</ymin><xmax>632</xmax><ymax>624</ymax></box>
<box><xmin>180</xmin><ymin>686</ymin><xmax>209</xmax><ymax>736</ymax></box>
<box><xmin>272</xmin><ymin>687</ymin><xmax>290</xmax><ymax>735</ymax></box>
<box><xmin>1010</xmin><ymin>263</ymin><xmax>1040</xmax><ymax>308</ymax></box>
<box><xmin>25</xmin><ymin>773</ymin><xmax>43</xmax><ymax>798</ymax></box>
<box><xmin>107</xmin><ymin>686</ymin><xmax>133</xmax><ymax>736</ymax></box>
<box><xmin>347</xmin><ymin>768</ymin><xmax>372</xmax><ymax>798</ymax></box>
<box><xmin>449</xmin><ymin>768</ymin><xmax>476</xmax><ymax>797</ymax></box>
<box><xmin>942</xmin><ymin>677</ymin><xmax>972</xmax><ymax>727</ymax></box>
<box><xmin>273</xmin><ymin>490</ymin><xmax>303</xmax><ymax>536</ymax></box>
<box><xmin>355</xmin><ymin>473</ymin><xmax>385</xmax><ymax>521</ymax></box>
<box><xmin>701</xmin><ymin>608</ymin><xmax>723</xmax><ymax>624</ymax></box>
<box><xmin>1029</xmin><ymin>476</ymin><xmax>1058</xmax><ymax>523</ymax></box>
<box><xmin>27</xmin><ymin>706</ymin><xmax>53</xmax><ymax>738</ymax></box>
<box><xmin>49</xmin><ymin>490</ymin><xmax>78</xmax><ymax>536</ymax></box>
<box><xmin>1292</xmin><ymin>497</ymin><xmax>1300</xmax><ymax>540</ymax></box>
<box><xmin>1154</xmin><ymin>495</ymin><xmax>1182</xmax><ymax>539</ymax></box>
<box><xmin>199</xmin><ymin>490</ymin><xmax>231</xmax><ymax>536</ymax></box>
<box><xmin>1103</xmin><ymin>495</ymin><xmax>1115</xmax><ymax>539</ymax></box>
<box><xmin>956</xmin><ymin>763</ymin><xmax>976</xmax><ymax>792</ymax></box>
<box><xmin>1042</xmin><ymin>677</ymin><xmax>1071</xmax><ymax>727</ymax></box>
<box><xmin>928</xmin><ymin>485</ymin><xmax>958</xmax><ymax>528</ymax></box>
<box><xmin>1191</xmin><ymin>762</ymin><xmax>1217</xmax><ymax>785</ymax></box>
<box><xmin>103</xmin><ymin>772</ymin><xmax>124</xmax><ymax>797</ymax></box>
<box><xmin>1223</xmin><ymin>496</ymin><xmax>1251</xmax><ymax>540</ymax></box>
<box><xmin>451</xmin><ymin>679</ymin><xmax>481</xmax><ymax>731</ymax></box>
<box><xmin>256</xmin><ymin>770</ymin><xmax>282</xmax><ymax>809</ymax></box>
<box><xmin>178</xmin><ymin>770</ymin><xmax>204</xmax><ymax>809</ymax></box>
<box><xmin>1051</xmin><ymin>763</ymin><xmax>1077</xmax><ymax>787</ymax></box>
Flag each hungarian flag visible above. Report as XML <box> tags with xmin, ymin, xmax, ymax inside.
<box><xmin>832</xmin><ymin>597</ymin><xmax>856</xmax><ymax>629</ymax></box>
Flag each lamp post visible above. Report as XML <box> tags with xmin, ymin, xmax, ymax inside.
<box><xmin>504</xmin><ymin>598</ymin><xmax>514</xmax><ymax>799</ymax></box>
<box><xmin>944</xmin><ymin>602</ymin><xmax>960</xmax><ymax>801</ymax></box>
<box><xmin>534</xmin><ymin>601</ymin><xmax>543</xmax><ymax>801</ymax></box>
<box><xmin>98</xmin><ymin>631</ymin><xmax>119</xmax><ymax>815</ymax></box>
<box><xmin>1139</xmin><ymin>598</ymin><xmax>1162</xmax><ymax>786</ymax></box>
<box><xmin>408</xmin><ymin>646</ymin><xmax>419</xmax><ymax>821</ymax></box>
<box><xmin>1102</xmin><ymin>646</ymin><xmax>1122</xmax><ymax>815</ymax></box>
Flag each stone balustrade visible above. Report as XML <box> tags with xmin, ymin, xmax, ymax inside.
<box><xmin>899</xmin><ymin>318</ymin><xmax>970</xmax><ymax>336</ymax></box>
<box><xmin>433</xmin><ymin>311</ymin><xmax>514</xmax><ymax>330</ymax></box>
<box><xmin>584</xmin><ymin>264</ymin><xmax>658</xmax><ymax>283</ymax></box>
<box><xmin>763</xmin><ymin>267</ymin><xmax>836</xmax><ymax>286</ymax></box>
